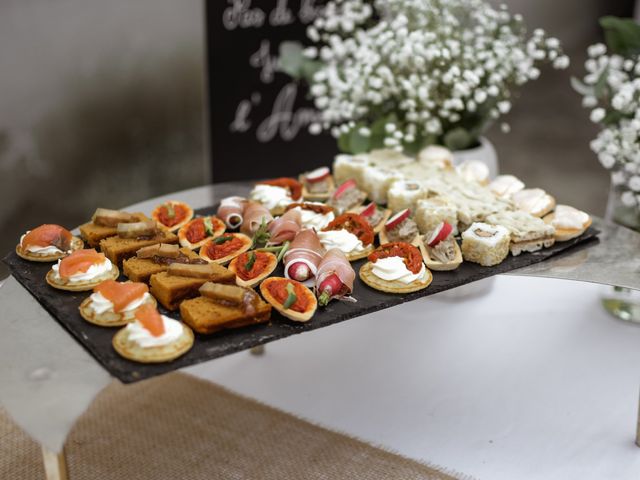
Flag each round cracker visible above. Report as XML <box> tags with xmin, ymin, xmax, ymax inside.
<box><xmin>359</xmin><ymin>261</ymin><xmax>433</xmax><ymax>294</ymax></box>
<box><xmin>260</xmin><ymin>277</ymin><xmax>317</xmax><ymax>322</ymax></box>
<box><xmin>46</xmin><ymin>264</ymin><xmax>120</xmax><ymax>292</ymax></box>
<box><xmin>199</xmin><ymin>233</ymin><xmax>252</xmax><ymax>265</ymax></box>
<box><xmin>16</xmin><ymin>236</ymin><xmax>84</xmax><ymax>263</ymax></box>
<box><xmin>228</xmin><ymin>251</ymin><xmax>278</xmax><ymax>288</ymax></box>
<box><xmin>152</xmin><ymin>200</ymin><xmax>194</xmax><ymax>232</ymax></box>
<box><xmin>345</xmin><ymin>244</ymin><xmax>374</xmax><ymax>262</ymax></box>
<box><xmin>112</xmin><ymin>323</ymin><xmax>194</xmax><ymax>363</ymax></box>
<box><xmin>543</xmin><ymin>212</ymin><xmax>592</xmax><ymax>242</ymax></box>
<box><xmin>79</xmin><ymin>294</ymin><xmax>157</xmax><ymax>327</ymax></box>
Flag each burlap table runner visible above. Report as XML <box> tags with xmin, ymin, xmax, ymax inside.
<box><xmin>0</xmin><ymin>373</ymin><xmax>469</xmax><ymax>479</ymax></box>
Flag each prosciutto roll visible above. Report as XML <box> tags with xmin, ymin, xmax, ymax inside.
<box><xmin>241</xmin><ymin>202</ymin><xmax>273</xmax><ymax>236</ymax></box>
<box><xmin>268</xmin><ymin>209</ymin><xmax>302</xmax><ymax>245</ymax></box>
<box><xmin>283</xmin><ymin>229</ymin><xmax>326</xmax><ymax>284</ymax></box>
<box><xmin>315</xmin><ymin>248</ymin><xmax>356</xmax><ymax>305</ymax></box>
<box><xmin>217</xmin><ymin>196</ymin><xmax>246</xmax><ymax>229</ymax></box>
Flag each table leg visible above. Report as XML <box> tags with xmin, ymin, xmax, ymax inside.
<box><xmin>250</xmin><ymin>345</ymin><xmax>265</xmax><ymax>356</ymax></box>
<box><xmin>41</xmin><ymin>445</ymin><xmax>68</xmax><ymax>480</ymax></box>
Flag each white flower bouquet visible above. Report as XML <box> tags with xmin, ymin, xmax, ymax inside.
<box><xmin>574</xmin><ymin>17</ymin><xmax>640</xmax><ymax>212</ymax></box>
<box><xmin>280</xmin><ymin>0</ymin><xmax>568</xmax><ymax>154</ymax></box>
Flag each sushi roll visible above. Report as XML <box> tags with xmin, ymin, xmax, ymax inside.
<box><xmin>387</xmin><ymin>180</ymin><xmax>428</xmax><ymax>212</ymax></box>
<box><xmin>460</xmin><ymin>222</ymin><xmax>510</xmax><ymax>267</ymax></box>
<box><xmin>332</xmin><ymin>154</ymin><xmax>370</xmax><ymax>186</ymax></box>
<box><xmin>414</xmin><ymin>197</ymin><xmax>458</xmax><ymax>235</ymax></box>
<box><xmin>360</xmin><ymin>165</ymin><xmax>404</xmax><ymax>204</ymax></box>
<box><xmin>366</xmin><ymin>149</ymin><xmax>413</xmax><ymax>169</ymax></box>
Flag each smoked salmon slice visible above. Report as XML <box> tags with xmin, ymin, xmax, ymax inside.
<box><xmin>94</xmin><ymin>280</ymin><xmax>148</xmax><ymax>313</ymax></box>
<box><xmin>134</xmin><ymin>304</ymin><xmax>165</xmax><ymax>337</ymax></box>
<box><xmin>22</xmin><ymin>224</ymin><xmax>72</xmax><ymax>250</ymax></box>
<box><xmin>58</xmin><ymin>249</ymin><xmax>105</xmax><ymax>279</ymax></box>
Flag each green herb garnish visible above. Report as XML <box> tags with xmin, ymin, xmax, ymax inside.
<box><xmin>214</xmin><ymin>235</ymin><xmax>234</xmax><ymax>244</ymax></box>
<box><xmin>251</xmin><ymin>217</ymin><xmax>271</xmax><ymax>248</ymax></box>
<box><xmin>282</xmin><ymin>283</ymin><xmax>297</xmax><ymax>310</ymax></box>
<box><xmin>276</xmin><ymin>241</ymin><xmax>290</xmax><ymax>263</ymax></box>
<box><xmin>204</xmin><ymin>217</ymin><xmax>214</xmax><ymax>236</ymax></box>
<box><xmin>165</xmin><ymin>203</ymin><xmax>176</xmax><ymax>219</ymax></box>
<box><xmin>244</xmin><ymin>251</ymin><xmax>256</xmax><ymax>271</ymax></box>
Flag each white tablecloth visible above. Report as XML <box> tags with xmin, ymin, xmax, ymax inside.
<box><xmin>188</xmin><ymin>275</ymin><xmax>640</xmax><ymax>480</ymax></box>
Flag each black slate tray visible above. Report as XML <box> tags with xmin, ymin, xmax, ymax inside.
<box><xmin>4</xmin><ymin>204</ymin><xmax>599</xmax><ymax>383</ymax></box>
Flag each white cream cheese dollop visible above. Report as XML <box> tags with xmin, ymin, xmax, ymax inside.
<box><xmin>51</xmin><ymin>258</ymin><xmax>113</xmax><ymax>283</ymax></box>
<box><xmin>512</xmin><ymin>188</ymin><xmax>554</xmax><ymax>215</ymax></box>
<box><xmin>489</xmin><ymin>175</ymin><xmax>525</xmax><ymax>198</ymax></box>
<box><xmin>371</xmin><ymin>256</ymin><xmax>426</xmax><ymax>284</ymax></box>
<box><xmin>294</xmin><ymin>206</ymin><xmax>335</xmax><ymax>230</ymax></box>
<box><xmin>89</xmin><ymin>292</ymin><xmax>151</xmax><ymax>315</ymax></box>
<box><xmin>552</xmin><ymin>205</ymin><xmax>590</xmax><ymax>230</ymax></box>
<box><xmin>20</xmin><ymin>233</ymin><xmax>65</xmax><ymax>255</ymax></box>
<box><xmin>249</xmin><ymin>184</ymin><xmax>293</xmax><ymax>211</ymax></box>
<box><xmin>124</xmin><ymin>316</ymin><xmax>183</xmax><ymax>348</ymax></box>
<box><xmin>456</xmin><ymin>160</ymin><xmax>490</xmax><ymax>184</ymax></box>
<box><xmin>317</xmin><ymin>229</ymin><xmax>365</xmax><ymax>254</ymax></box>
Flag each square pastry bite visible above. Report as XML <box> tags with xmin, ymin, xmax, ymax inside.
<box><xmin>486</xmin><ymin>210</ymin><xmax>556</xmax><ymax>255</ymax></box>
<box><xmin>79</xmin><ymin>209</ymin><xmax>150</xmax><ymax>248</ymax></box>
<box><xmin>99</xmin><ymin>222</ymin><xmax>178</xmax><ymax>266</ymax></box>
<box><xmin>149</xmin><ymin>263</ymin><xmax>235</xmax><ymax>311</ymax></box>
<box><xmin>122</xmin><ymin>244</ymin><xmax>205</xmax><ymax>283</ymax></box>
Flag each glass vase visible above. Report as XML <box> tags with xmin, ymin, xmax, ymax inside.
<box><xmin>601</xmin><ymin>179</ymin><xmax>640</xmax><ymax>323</ymax></box>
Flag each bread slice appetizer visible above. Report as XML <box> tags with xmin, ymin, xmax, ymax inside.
<box><xmin>149</xmin><ymin>262</ymin><xmax>235</xmax><ymax>311</ymax></box>
<box><xmin>122</xmin><ymin>244</ymin><xmax>207</xmax><ymax>283</ymax></box>
<box><xmin>460</xmin><ymin>222</ymin><xmax>510</xmax><ymax>267</ymax></box>
<box><xmin>152</xmin><ymin>200</ymin><xmax>194</xmax><ymax>232</ymax></box>
<box><xmin>79</xmin><ymin>280</ymin><xmax>156</xmax><ymax>327</ymax></box>
<box><xmin>99</xmin><ymin>221</ymin><xmax>178</xmax><ymax>266</ymax></box>
<box><xmin>228</xmin><ymin>251</ymin><xmax>278</xmax><ymax>288</ymax></box>
<box><xmin>326</xmin><ymin>179</ymin><xmax>367</xmax><ymax>214</ymax></box>
<box><xmin>199</xmin><ymin>233</ymin><xmax>252</xmax><ymax>265</ymax></box>
<box><xmin>286</xmin><ymin>202</ymin><xmax>336</xmax><ymax>230</ymax></box>
<box><xmin>178</xmin><ymin>216</ymin><xmax>226</xmax><ymax>250</ymax></box>
<box><xmin>379</xmin><ymin>208</ymin><xmax>420</xmax><ymax>245</ymax></box>
<box><xmin>250</xmin><ymin>177</ymin><xmax>303</xmax><ymax>215</ymax></box>
<box><xmin>46</xmin><ymin>248</ymin><xmax>119</xmax><ymax>292</ymax></box>
<box><xmin>512</xmin><ymin>188</ymin><xmax>556</xmax><ymax>218</ymax></box>
<box><xmin>260</xmin><ymin>277</ymin><xmax>317</xmax><ymax>322</ymax></box>
<box><xmin>418</xmin><ymin>222</ymin><xmax>462</xmax><ymax>271</ymax></box>
<box><xmin>180</xmin><ymin>282</ymin><xmax>272</xmax><ymax>334</ymax></box>
<box><xmin>485</xmin><ymin>210</ymin><xmax>555</xmax><ymax>255</ymax></box>
<box><xmin>543</xmin><ymin>205</ymin><xmax>592</xmax><ymax>241</ymax></box>
<box><xmin>16</xmin><ymin>224</ymin><xmax>84</xmax><ymax>262</ymax></box>
<box><xmin>112</xmin><ymin>304</ymin><xmax>194</xmax><ymax>363</ymax></box>
<box><xmin>351</xmin><ymin>202</ymin><xmax>391</xmax><ymax>234</ymax></box>
<box><xmin>359</xmin><ymin>242</ymin><xmax>432</xmax><ymax>294</ymax></box>
<box><xmin>318</xmin><ymin>212</ymin><xmax>375</xmax><ymax>261</ymax></box>
<box><xmin>300</xmin><ymin>166</ymin><xmax>335</xmax><ymax>201</ymax></box>
<box><xmin>79</xmin><ymin>208</ymin><xmax>149</xmax><ymax>247</ymax></box>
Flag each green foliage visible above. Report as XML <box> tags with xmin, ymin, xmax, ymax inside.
<box><xmin>600</xmin><ymin>16</ymin><xmax>640</xmax><ymax>57</ymax></box>
<box><xmin>443</xmin><ymin>127</ymin><xmax>474</xmax><ymax>150</ymax></box>
<box><xmin>278</xmin><ymin>41</ymin><xmax>322</xmax><ymax>83</ymax></box>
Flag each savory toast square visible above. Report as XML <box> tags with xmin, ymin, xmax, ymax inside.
<box><xmin>100</xmin><ymin>230</ymin><xmax>178</xmax><ymax>266</ymax></box>
<box><xmin>79</xmin><ymin>212</ymin><xmax>150</xmax><ymax>247</ymax></box>
<box><xmin>122</xmin><ymin>247</ymin><xmax>202</xmax><ymax>283</ymax></box>
<box><xmin>180</xmin><ymin>295</ymin><xmax>271</xmax><ymax>335</ymax></box>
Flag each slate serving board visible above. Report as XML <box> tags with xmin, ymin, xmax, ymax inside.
<box><xmin>4</xmin><ymin>205</ymin><xmax>599</xmax><ymax>383</ymax></box>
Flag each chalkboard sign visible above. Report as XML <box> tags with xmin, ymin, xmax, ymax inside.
<box><xmin>206</xmin><ymin>0</ymin><xmax>337</xmax><ymax>182</ymax></box>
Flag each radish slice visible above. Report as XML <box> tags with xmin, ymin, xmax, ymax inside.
<box><xmin>333</xmin><ymin>179</ymin><xmax>357</xmax><ymax>199</ymax></box>
<box><xmin>317</xmin><ymin>273</ymin><xmax>344</xmax><ymax>306</ymax></box>
<box><xmin>360</xmin><ymin>202</ymin><xmax>377</xmax><ymax>217</ymax></box>
<box><xmin>427</xmin><ymin>222</ymin><xmax>453</xmax><ymax>247</ymax></box>
<box><xmin>306</xmin><ymin>166</ymin><xmax>331</xmax><ymax>183</ymax></box>
<box><xmin>385</xmin><ymin>208</ymin><xmax>411</xmax><ymax>230</ymax></box>
<box><xmin>287</xmin><ymin>261</ymin><xmax>311</xmax><ymax>282</ymax></box>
